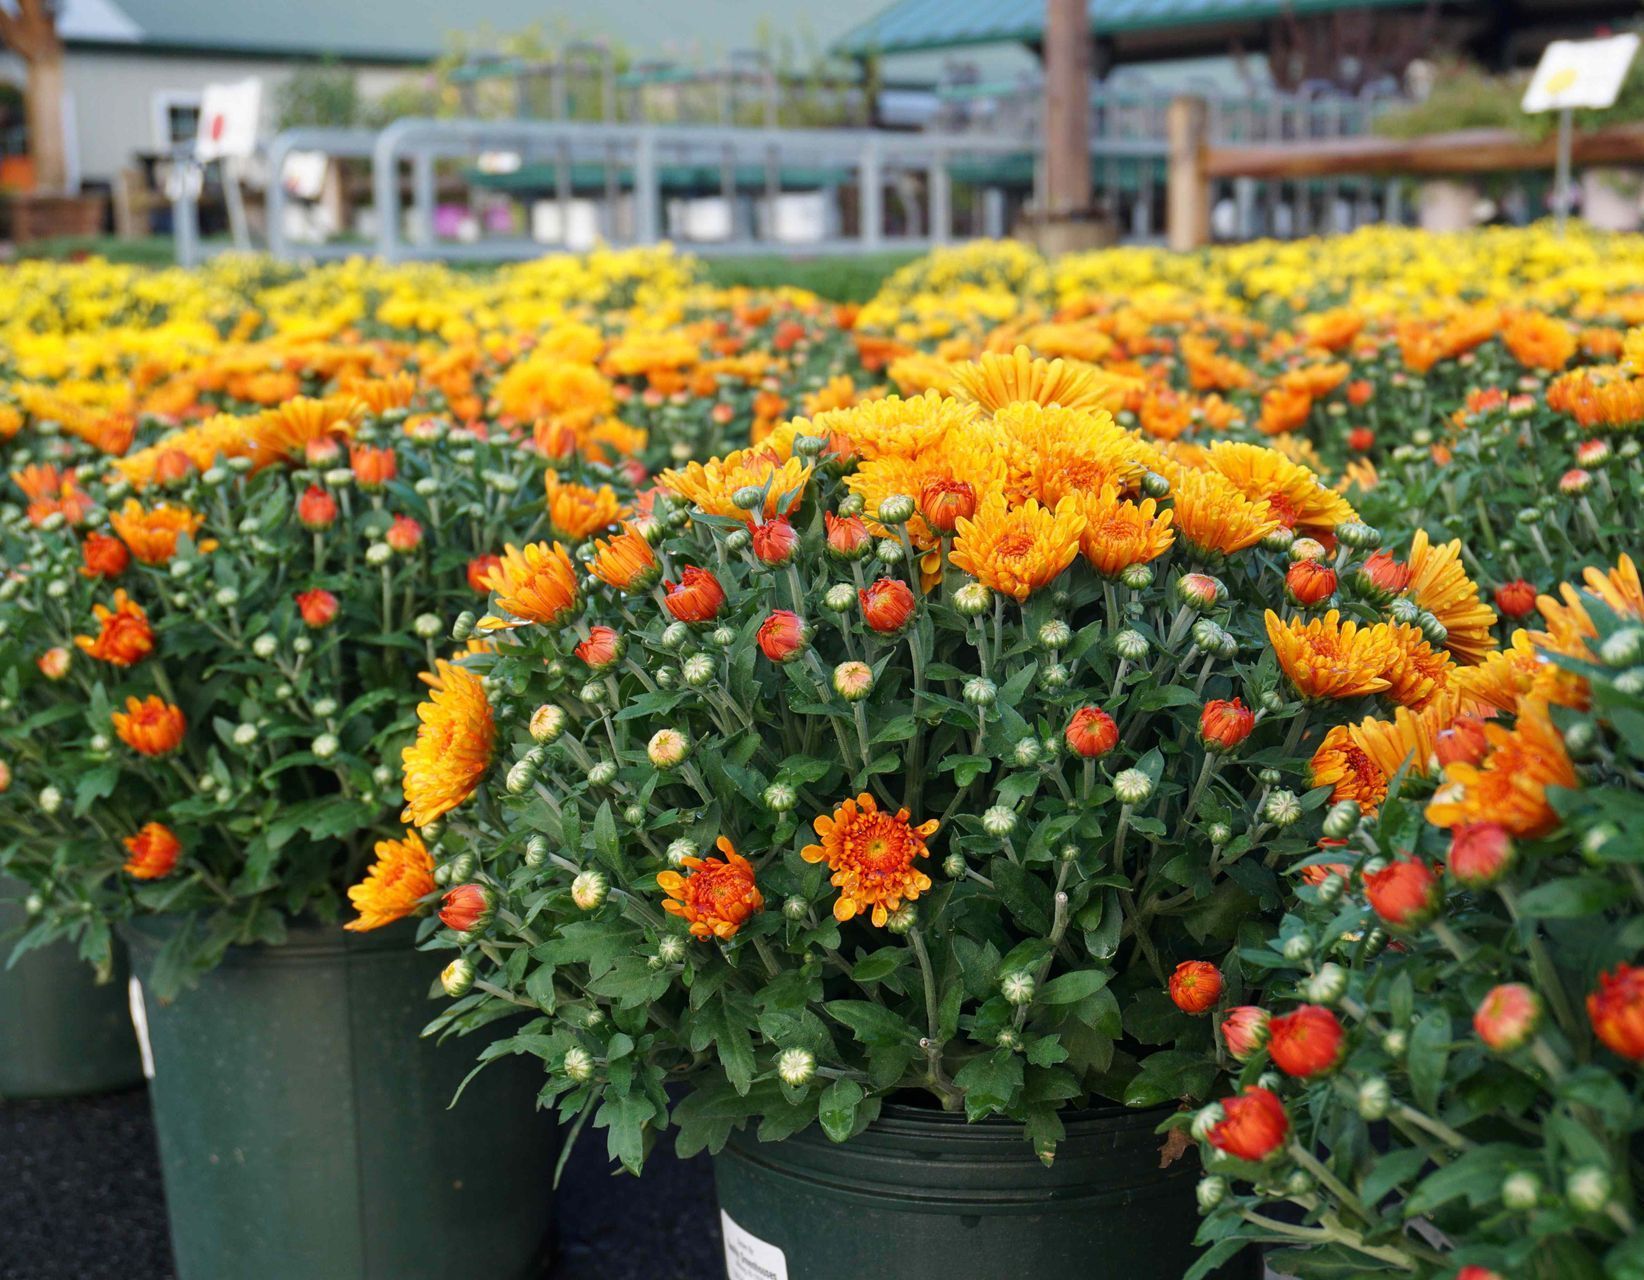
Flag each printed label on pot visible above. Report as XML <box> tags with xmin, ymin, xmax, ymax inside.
<box><xmin>127</xmin><ymin>977</ymin><xmax>156</xmax><ymax>1080</ymax></box>
<box><xmin>721</xmin><ymin>1209</ymin><xmax>788</xmax><ymax>1280</ymax></box>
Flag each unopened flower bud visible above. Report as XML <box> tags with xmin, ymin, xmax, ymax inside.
<box><xmin>1355</xmin><ymin>1076</ymin><xmax>1391</xmax><ymax>1120</ymax></box>
<box><xmin>996</xmin><ymin>1028</ymin><xmax>1022</xmax><ymax>1051</ymax></box>
<box><xmin>587</xmin><ymin>760</ymin><xmax>618</xmax><ymax>786</ymax></box>
<box><xmin>1382</xmin><ymin>1028</ymin><xmax>1408</xmax><ymax>1057</ymax></box>
<box><xmin>953</xmin><ymin>582</ymin><xmax>992</xmax><ymax>616</ymax></box>
<box><xmin>525</xmin><ymin>835</ymin><xmax>550</xmax><ymax>867</ymax></box>
<box><xmin>661</xmin><ymin>621</ymin><xmax>692</xmax><ymax>651</ymax></box>
<box><xmin>1176</xmin><ymin>573</ymin><xmax>1226</xmax><ymax>610</ymax></box>
<box><xmin>1601</xmin><ymin>627</ymin><xmax>1644</xmax><ymax>667</ymax></box>
<box><xmin>833</xmin><ymin>661</ymin><xmax>874</xmax><ymax>701</ymax></box>
<box><xmin>886</xmin><ymin>904</ymin><xmax>917</xmax><ymax>934</ymax></box>
<box><xmin>964</xmin><ymin>677</ymin><xmax>997</xmax><ymax>707</ymax></box>
<box><xmin>1336</xmin><ymin>521</ymin><xmax>1380</xmax><ymax>549</ymax></box>
<box><xmin>876</xmin><ymin>494</ymin><xmax>915</xmax><ymax>524</ymax></box>
<box><xmin>1001</xmin><ymin>971</ymin><xmax>1035</xmax><ymax>1005</ymax></box>
<box><xmin>682</xmin><ymin>653</ymin><xmax>715</xmax><ymax>686</ymax></box>
<box><xmin>232</xmin><ymin>723</ymin><xmax>258</xmax><ymax>748</ymax></box>
<box><xmin>1567</xmin><ymin>1166</ymin><xmax>1613</xmax><ymax>1214</ymax></box>
<box><xmin>1322</xmin><ymin>801</ymin><xmax>1360</xmax><ymax>839</ymax></box>
<box><xmin>1263</xmin><ymin>790</ymin><xmax>1302</xmax><ymax>826</ymax></box>
<box><xmin>1140</xmin><ymin>471</ymin><xmax>1171</xmax><ymax>499</ymax></box>
<box><xmin>1502</xmin><ymin>1171</ymin><xmax>1541</xmax><ymax>1211</ymax></box>
<box><xmin>1119</xmin><ymin>563</ymin><xmax>1154</xmax><ymax>590</ymax></box>
<box><xmin>1305</xmin><ymin>963</ymin><xmax>1348</xmax><ymax>1005</ymax></box>
<box><xmin>666</xmin><ymin>839</ymin><xmax>698</xmax><ymax>867</ymax></box>
<box><xmin>1038</xmin><ymin>620</ymin><xmax>1072</xmax><ymax>650</ymax></box>
<box><xmin>657</xmin><ymin>935</ymin><xmax>687</xmax><ymax>964</ymax></box>
<box><xmin>313</xmin><ymin>733</ymin><xmax>340</xmax><ymax>760</ymax></box>
<box><xmin>1114</xmin><ymin>769</ymin><xmax>1153</xmax><ymax>805</ymax></box>
<box><xmin>1191</xmin><ymin>1104</ymin><xmax>1225</xmax><ymax>1141</ymax></box>
<box><xmin>731</xmin><ymin>485</ymin><xmax>766</xmax><ymax>511</ymax></box>
<box><xmin>983</xmin><ymin>805</ymin><xmax>1017</xmax><ymax>836</ymax></box>
<box><xmin>943</xmin><ymin>853</ymin><xmax>966</xmax><ymax>878</ymax></box>
<box><xmin>572</xmin><ymin>870</ymin><xmax>610</xmax><ymax>910</ymax></box>
<box><xmin>777</xmin><ymin>1046</ymin><xmax>816</xmax><ymax>1086</ymax></box>
<box><xmin>1282</xmin><ymin>934</ymin><xmax>1313</xmax><ymax>961</ymax></box>
<box><xmin>507</xmin><ymin>759</ymin><xmax>538</xmax><ymax>795</ymax></box>
<box><xmin>1196</xmin><ymin>1175</ymin><xmax>1229</xmax><ymax>1212</ymax></box>
<box><xmin>1208</xmin><ymin>822</ymin><xmax>1231</xmax><ymax>846</ymax></box>
<box><xmin>452</xmin><ymin>611</ymin><xmax>477</xmax><ymax>641</ymax></box>
<box><xmin>764</xmin><ymin>782</ymin><xmax>797</xmax><ymax>812</ymax></box>
<box><xmin>1113</xmin><ymin>629</ymin><xmax>1150</xmax><ymax>660</ymax></box>
<box><xmin>562</xmin><ymin>1046</ymin><xmax>596</xmax><ymax>1082</ymax></box>
<box><xmin>648</xmin><ymin>729</ymin><xmax>690</xmax><ymax>769</ymax></box>
<box><xmin>823</xmin><ymin>583</ymin><xmax>857</xmax><ymax>613</ymax></box>
<box><xmin>782</xmin><ymin>895</ymin><xmax>808</xmax><ymax>920</ymax></box>
<box><xmin>1012</xmin><ymin>737</ymin><xmax>1042</xmax><ymax>767</ymax></box>
<box><xmin>417</xmin><ymin>953</ymin><xmax>470</xmax><ymax>1003</ymax></box>
<box><xmin>1038</xmin><ymin>662</ymin><xmax>1069</xmax><ymax>690</ymax></box>
<box><xmin>39</xmin><ymin>785</ymin><xmax>63</xmax><ymax>815</ymax></box>
<box><xmin>414</xmin><ymin>613</ymin><xmax>442</xmax><ymax>639</ymax></box>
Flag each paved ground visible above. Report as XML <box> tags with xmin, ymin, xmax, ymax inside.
<box><xmin>0</xmin><ymin>1087</ymin><xmax>722</xmax><ymax>1280</ymax></box>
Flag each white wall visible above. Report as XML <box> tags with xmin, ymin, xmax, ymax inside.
<box><xmin>0</xmin><ymin>48</ymin><xmax>412</xmax><ymax>187</ymax></box>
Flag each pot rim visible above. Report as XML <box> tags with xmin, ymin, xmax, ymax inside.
<box><xmin>120</xmin><ymin>912</ymin><xmax>425</xmax><ymax>966</ymax></box>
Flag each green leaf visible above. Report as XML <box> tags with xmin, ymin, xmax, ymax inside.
<box><xmin>1514</xmin><ymin>876</ymin><xmax>1622</xmax><ymax>918</ymax></box>
<box><xmin>954</xmin><ymin>1049</ymin><xmax>1023</xmax><ymax>1121</ymax></box>
<box><xmin>850</xmin><ymin>947</ymin><xmax>907</xmax><ymax>984</ymax></box>
<box><xmin>592</xmin><ymin>800</ymin><xmax>623</xmax><ymax>873</ymax></box>
<box><xmin>1406</xmin><ymin>1008</ymin><xmax>1451</xmax><ymax>1113</ymax></box>
<box><xmin>1037</xmin><ymin>969</ymin><xmax>1111</xmax><ymax>1004</ymax></box>
<box><xmin>825</xmin><ymin>999</ymin><xmax>917</xmax><ymax>1047</ymax></box>
<box><xmin>818</xmin><ymin>1078</ymin><xmax>864</xmax><ymax>1143</ymax></box>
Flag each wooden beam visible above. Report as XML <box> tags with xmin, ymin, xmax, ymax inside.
<box><xmin>1167</xmin><ymin>95</ymin><xmax>1209</xmax><ymax>251</ymax></box>
<box><xmin>1043</xmin><ymin>0</ymin><xmax>1092</xmax><ymax>215</ymax></box>
<box><xmin>1203</xmin><ymin>122</ymin><xmax>1644</xmax><ymax>181</ymax></box>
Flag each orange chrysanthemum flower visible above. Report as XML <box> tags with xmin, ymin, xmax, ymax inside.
<box><xmin>1309</xmin><ymin>724</ymin><xmax>1390</xmax><ymax>813</ymax></box>
<box><xmin>112</xmin><ymin>694</ymin><xmax>186</xmax><ymax>757</ymax></box>
<box><xmin>1203</xmin><ymin>441</ymin><xmax>1356</xmax><ymax>538</ymax></box>
<box><xmin>801</xmin><ymin>792</ymin><xmax>939</xmax><ymax>926</ymax></box>
<box><xmin>1502</xmin><ymin>311</ymin><xmax>1576</xmax><ymax>372</ymax></box>
<box><xmin>110</xmin><ymin>498</ymin><xmax>206</xmax><ymax>566</ymax></box>
<box><xmin>1426</xmin><ymin>697</ymin><xmax>1578</xmax><ymax>837</ymax></box>
<box><xmin>1381</xmin><ymin>623</ymin><xmax>1455</xmax><ymax>711</ymax></box>
<box><xmin>1169</xmin><ymin>468</ymin><xmax>1281</xmax><ymax>557</ymax></box>
<box><xmin>589</xmin><ymin>522</ymin><xmax>661</xmax><ymax>592</ymax></box>
<box><xmin>479</xmin><ymin>541</ymin><xmax>579</xmax><ymax>628</ymax></box>
<box><xmin>1266</xmin><ymin>609</ymin><xmax>1398</xmax><ymax>701</ymax></box>
<box><xmin>345</xmin><ymin>830</ymin><xmax>436</xmax><ymax>931</ymax></box>
<box><xmin>1076</xmin><ymin>486</ymin><xmax>1175</xmax><ymax>578</ymax></box>
<box><xmin>544</xmin><ymin>472</ymin><xmax>627</xmax><ymax>542</ymax></box>
<box><xmin>657</xmin><ymin>837</ymin><xmax>765</xmax><ymax>939</ymax></box>
<box><xmin>949</xmin><ymin>493</ymin><xmax>1085</xmax><ymax>602</ymax></box>
<box><xmin>950</xmin><ymin>345</ymin><xmax>1131</xmax><ymax>414</ymax></box>
<box><xmin>400</xmin><ymin>660</ymin><xmax>496</xmax><ymax>827</ymax></box>
<box><xmin>74</xmin><ymin>589</ymin><xmax>155</xmax><ymax>667</ymax></box>
<box><xmin>249</xmin><ymin>394</ymin><xmax>360</xmax><ymax>460</ymax></box>
<box><xmin>123</xmin><ymin>822</ymin><xmax>182</xmax><ymax>880</ymax></box>
<box><xmin>1406</xmin><ymin>530</ymin><xmax>1498</xmax><ymax>666</ymax></box>
<box><xmin>658</xmin><ymin>449</ymin><xmax>811</xmax><ymax>520</ymax></box>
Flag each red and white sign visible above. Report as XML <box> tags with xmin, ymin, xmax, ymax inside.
<box><xmin>195</xmin><ymin>79</ymin><xmax>262</xmax><ymax>161</ymax></box>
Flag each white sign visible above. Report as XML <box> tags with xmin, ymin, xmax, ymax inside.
<box><xmin>281</xmin><ymin>150</ymin><xmax>329</xmax><ymax>201</ymax></box>
<box><xmin>721</xmin><ymin>1210</ymin><xmax>788</xmax><ymax>1280</ymax></box>
<box><xmin>1523</xmin><ymin>34</ymin><xmax>1640</xmax><ymax>113</ymax></box>
<box><xmin>195</xmin><ymin>78</ymin><xmax>262</xmax><ymax>161</ymax></box>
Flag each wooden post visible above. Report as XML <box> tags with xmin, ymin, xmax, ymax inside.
<box><xmin>1043</xmin><ymin>0</ymin><xmax>1092</xmax><ymax>216</ymax></box>
<box><xmin>1167</xmin><ymin>94</ymin><xmax>1209</xmax><ymax>251</ymax></box>
<box><xmin>0</xmin><ymin>0</ymin><xmax>68</xmax><ymax>192</ymax></box>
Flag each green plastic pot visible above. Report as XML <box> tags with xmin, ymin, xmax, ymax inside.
<box><xmin>714</xmin><ymin>1102</ymin><xmax>1251</xmax><ymax>1280</ymax></box>
<box><xmin>124</xmin><ymin>915</ymin><xmax>556</xmax><ymax>1280</ymax></box>
<box><xmin>0</xmin><ymin>886</ymin><xmax>143</xmax><ymax>1098</ymax></box>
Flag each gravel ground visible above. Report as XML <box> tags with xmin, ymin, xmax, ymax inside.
<box><xmin>0</xmin><ymin>1086</ymin><xmax>721</xmax><ymax>1280</ymax></box>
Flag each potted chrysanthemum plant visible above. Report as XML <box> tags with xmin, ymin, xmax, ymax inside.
<box><xmin>0</xmin><ymin>389</ymin><xmax>644</xmax><ymax>1278</ymax></box>
<box><xmin>1187</xmin><ymin>553</ymin><xmax>1644</xmax><ymax>1280</ymax></box>
<box><xmin>393</xmin><ymin>350</ymin><xmax>1503</xmax><ymax>1280</ymax></box>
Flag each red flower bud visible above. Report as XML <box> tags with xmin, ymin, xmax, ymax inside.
<box><xmin>1493</xmin><ymin>579</ymin><xmax>1538</xmax><ymax>619</ymax></box>
<box><xmin>153</xmin><ymin>448</ymin><xmax>195</xmax><ymax>486</ymax></box>
<box><xmin>859</xmin><ymin>578</ymin><xmax>915</xmax><ymax>633</ymax></box>
<box><xmin>1200</xmin><ymin>697</ymin><xmax>1255</xmax><ymax>751</ymax></box>
<box><xmin>663</xmin><ymin>566</ymin><xmax>726</xmax><ymax>624</ymax></box>
<box><xmin>1206</xmin><ymin>1086</ymin><xmax>1289</xmax><ymax>1161</ymax></box>
<box><xmin>1346</xmin><ymin>380</ymin><xmax>1373</xmax><ymax>407</ymax></box>
<box><xmin>1065</xmin><ymin>706</ymin><xmax>1119</xmax><ymax>759</ymax></box>
<box><xmin>297</xmin><ymin>484</ymin><xmax>339</xmax><ymax>531</ymax></box>
<box><xmin>386</xmin><ymin>514</ymin><xmax>423</xmax><ymax>552</ymax></box>
<box><xmin>295</xmin><ymin>588</ymin><xmax>339</xmax><ymax>629</ymax></box>
<box><xmin>574</xmin><ymin>625</ymin><xmax>624</xmax><ymax>671</ymax></box>
<box><xmin>1448</xmin><ymin>823</ymin><xmax>1513</xmax><ymax>889</ymax></box>
<box><xmin>1455</xmin><ymin>1269</ymin><xmax>1504</xmax><ymax>1280</ymax></box>
<box><xmin>1267</xmin><ymin>1004</ymin><xmax>1345</xmax><ymax>1078</ymax></box>
<box><xmin>349</xmin><ymin>443</ymin><xmax>397</xmax><ymax>489</ymax></box>
<box><xmin>1286</xmin><ymin>560</ymin><xmax>1337</xmax><ymax>606</ymax></box>
<box><xmin>438</xmin><ymin>883</ymin><xmax>495</xmax><ymax>935</ymax></box>
<box><xmin>751</xmin><ymin>516</ymin><xmax>798</xmax><ymax>567</ymax></box>
<box><xmin>1588</xmin><ymin>963</ymin><xmax>1644</xmax><ymax>1062</ymax></box>
<box><xmin>1346</xmin><ymin>426</ymin><xmax>1375</xmax><ymax>452</ymax></box>
<box><xmin>467</xmin><ymin>554</ymin><xmax>503</xmax><ymax>593</ymax></box>
<box><xmin>756</xmin><ymin>610</ymin><xmax>809</xmax><ymax>663</ymax></box>
<box><xmin>1434</xmin><ymin>715</ymin><xmax>1490</xmax><ymax>767</ymax></box>
<box><xmin>1474</xmin><ymin>982</ymin><xmax>1541</xmax><ymax>1052</ymax></box>
<box><xmin>1357</xmin><ymin>549</ymin><xmax>1410</xmax><ymax>598</ymax></box>
<box><xmin>824</xmin><ymin>511</ymin><xmax>872</xmax><ymax>560</ymax></box>
<box><xmin>1169</xmin><ymin>960</ymin><xmax>1222</xmax><ymax>1015</ymax></box>
<box><xmin>1220</xmin><ymin>1006</ymin><xmax>1271</xmax><ymax>1061</ymax></box>
<box><xmin>1364</xmin><ymin>856</ymin><xmax>1441</xmax><ymax>931</ymax></box>
<box><xmin>305</xmin><ymin>436</ymin><xmax>343</xmax><ymax>466</ymax></box>
<box><xmin>80</xmin><ymin>530</ymin><xmax>130</xmax><ymax>579</ymax></box>
<box><xmin>919</xmin><ymin>478</ymin><xmax>977</xmax><ymax>534</ymax></box>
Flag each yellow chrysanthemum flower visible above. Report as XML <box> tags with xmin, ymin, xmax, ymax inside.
<box><xmin>1406</xmin><ymin>529</ymin><xmax>1498</xmax><ymax>666</ymax></box>
<box><xmin>1265</xmin><ymin>609</ymin><xmax>1398</xmax><ymax>701</ymax></box>
<box><xmin>949</xmin><ymin>493</ymin><xmax>1085</xmax><ymax>602</ymax></box>
<box><xmin>400</xmin><ymin>661</ymin><xmax>496</xmax><ymax>828</ymax></box>
<box><xmin>658</xmin><ymin>448</ymin><xmax>812</xmax><ymax>520</ymax></box>
<box><xmin>345</xmin><ymin>830</ymin><xmax>435</xmax><ymax>931</ymax></box>
<box><xmin>479</xmin><ymin>541</ymin><xmax>580</xmax><ymax>629</ymax></box>
<box><xmin>1169</xmin><ymin>468</ymin><xmax>1280</xmax><ymax>557</ymax></box>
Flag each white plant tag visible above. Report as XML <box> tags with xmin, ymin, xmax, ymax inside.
<box><xmin>721</xmin><ymin>1209</ymin><xmax>788</xmax><ymax>1280</ymax></box>
<box><xmin>127</xmin><ymin>976</ymin><xmax>156</xmax><ymax>1080</ymax></box>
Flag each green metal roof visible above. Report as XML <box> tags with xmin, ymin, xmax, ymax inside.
<box><xmin>833</xmin><ymin>0</ymin><xmax>1422</xmax><ymax>57</ymax></box>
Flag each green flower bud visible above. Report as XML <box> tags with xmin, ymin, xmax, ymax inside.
<box><xmin>1119</xmin><ymin>562</ymin><xmax>1154</xmax><ymax>591</ymax></box>
<box><xmin>661</xmin><ymin>621</ymin><xmax>692</xmax><ymax>651</ymax></box>
<box><xmin>996</xmin><ymin>1028</ymin><xmax>1022</xmax><ymax>1051</ymax></box>
<box><xmin>440</xmin><ymin>957</ymin><xmax>476</xmax><ymax>998</ymax></box>
<box><xmin>1282</xmin><ymin>934</ymin><xmax>1313</xmax><ymax>961</ymax></box>
<box><xmin>525</xmin><ymin>835</ymin><xmax>550</xmax><ymax>868</ymax></box>
<box><xmin>1566</xmin><ymin>1166</ymin><xmax>1612</xmax><ymax>1214</ymax></box>
<box><xmin>682</xmin><ymin>653</ymin><xmax>716</xmax><ymax>686</ymax></box>
<box><xmin>666</xmin><ymin>839</ymin><xmax>698</xmax><ymax>867</ymax></box>
<box><xmin>1038</xmin><ymin>662</ymin><xmax>1069</xmax><ymax>690</ymax></box>
<box><xmin>837</xmin><ymin>493</ymin><xmax>866</xmax><ymax>518</ymax></box>
<box><xmin>764</xmin><ymin>782</ymin><xmax>797</xmax><ymax>812</ymax></box>
<box><xmin>1196</xmin><ymin>1175</ymin><xmax>1229</xmax><ymax>1213</ymax></box>
<box><xmin>876</xmin><ymin>494</ymin><xmax>915</xmax><ymax>524</ymax></box>
<box><xmin>1013</xmin><ymin>737</ymin><xmax>1043</xmax><ymax>767</ymax></box>
<box><xmin>587</xmin><ymin>760</ymin><xmax>618</xmax><ymax>786</ymax></box>
<box><xmin>731</xmin><ymin>486</ymin><xmax>766</xmax><ymax>511</ymax></box>
<box><xmin>1356</xmin><ymin>1077</ymin><xmax>1391</xmax><ymax>1121</ymax></box>
<box><xmin>451</xmin><ymin>610</ymin><xmax>477</xmax><ymax>642</ymax></box>
<box><xmin>823</xmin><ymin>583</ymin><xmax>857</xmax><ymax>612</ymax></box>
<box><xmin>953</xmin><ymin>582</ymin><xmax>992</xmax><ymax>616</ymax></box>
<box><xmin>964</xmin><ymin>677</ymin><xmax>998</xmax><ymax>707</ymax></box>
<box><xmin>1038</xmin><ymin>620</ymin><xmax>1072</xmax><ymax>650</ymax></box>
<box><xmin>562</xmin><ymin>1046</ymin><xmax>596</xmax><ymax>1082</ymax></box>
<box><xmin>1382</xmin><ymin>1028</ymin><xmax>1408</xmax><ymax>1057</ymax></box>
<box><xmin>623</xmin><ymin>803</ymin><xmax>646</xmax><ymax>826</ymax></box>
<box><xmin>1336</xmin><ymin>521</ymin><xmax>1381</xmax><ymax>550</ymax></box>
<box><xmin>782</xmin><ymin>895</ymin><xmax>809</xmax><ymax>921</ymax></box>
<box><xmin>1208</xmin><ymin>822</ymin><xmax>1232</xmax><ymax>846</ymax></box>
<box><xmin>530</xmin><ymin>705</ymin><xmax>566</xmax><ymax>743</ymax></box>
<box><xmin>658</xmin><ymin>935</ymin><xmax>687</xmax><ymax>964</ymax></box>
<box><xmin>313</xmin><ymin>733</ymin><xmax>340</xmax><ymax>760</ymax></box>
<box><xmin>647</xmin><ymin>728</ymin><xmax>690</xmax><ymax>770</ymax></box>
<box><xmin>1322</xmin><ymin>800</ymin><xmax>1361</xmax><ymax>839</ymax></box>
<box><xmin>885</xmin><ymin>904</ymin><xmax>917</xmax><ymax>934</ymax></box>
<box><xmin>413</xmin><ymin>613</ymin><xmax>443</xmax><ymax>639</ymax></box>
<box><xmin>1114</xmin><ymin>769</ymin><xmax>1153</xmax><ymax>805</ymax></box>
<box><xmin>1000</xmin><ymin>971</ymin><xmax>1035</xmax><ymax>1006</ymax></box>
<box><xmin>1190</xmin><ymin>1104</ymin><xmax>1225</xmax><ymax>1141</ymax></box>
<box><xmin>1305</xmin><ymin>962</ymin><xmax>1348</xmax><ymax>1005</ymax></box>
<box><xmin>572</xmin><ymin>869</ymin><xmax>610</xmax><ymax>910</ymax></box>
<box><xmin>1140</xmin><ymin>471</ymin><xmax>1171</xmax><ymax>500</ymax></box>
<box><xmin>1263</xmin><ymin>789</ymin><xmax>1302</xmax><ymax>826</ymax></box>
<box><xmin>777</xmin><ymin>1046</ymin><xmax>816</xmax><ymax>1086</ymax></box>
<box><xmin>1113</xmin><ymin>628</ymin><xmax>1150</xmax><ymax>660</ymax></box>
<box><xmin>983</xmin><ymin>805</ymin><xmax>1018</xmax><ymax>837</ymax></box>
<box><xmin>1501</xmin><ymin>1171</ymin><xmax>1541</xmax><ymax>1211</ymax></box>
<box><xmin>943</xmin><ymin>853</ymin><xmax>966</xmax><ymax>878</ymax></box>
